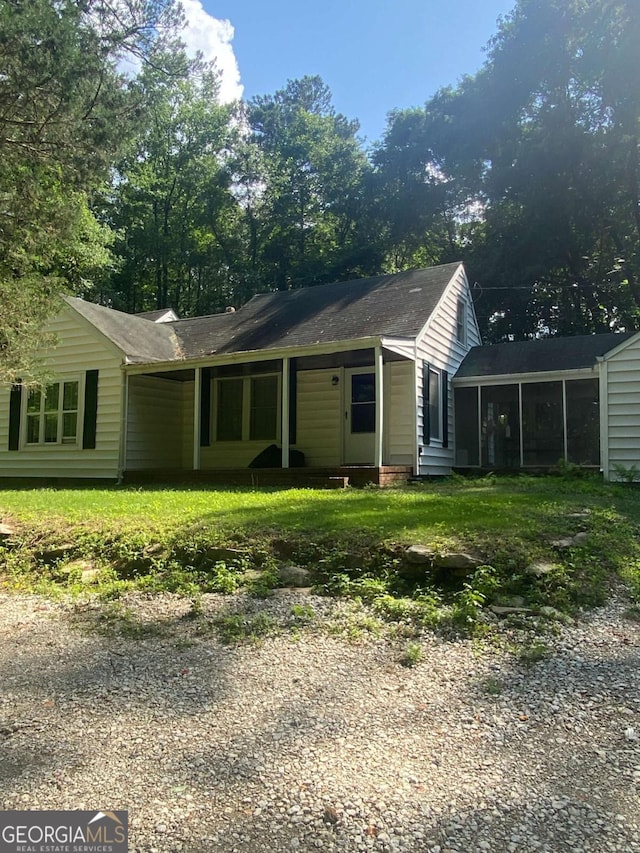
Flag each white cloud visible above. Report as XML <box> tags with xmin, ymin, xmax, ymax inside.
<box><xmin>180</xmin><ymin>0</ymin><xmax>243</xmax><ymax>103</ymax></box>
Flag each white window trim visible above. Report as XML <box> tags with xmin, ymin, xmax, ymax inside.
<box><xmin>22</xmin><ymin>375</ymin><xmax>84</xmax><ymax>449</ymax></box>
<box><xmin>213</xmin><ymin>373</ymin><xmax>282</xmax><ymax>443</ymax></box>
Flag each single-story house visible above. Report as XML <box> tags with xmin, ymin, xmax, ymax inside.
<box><xmin>1</xmin><ymin>261</ymin><xmax>638</xmax><ymax>484</ymax></box>
<box><xmin>0</xmin><ymin>263</ymin><xmax>480</xmax><ymax>485</ymax></box>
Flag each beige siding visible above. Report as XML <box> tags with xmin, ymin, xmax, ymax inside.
<box><xmin>182</xmin><ymin>380</ymin><xmax>194</xmax><ymax>469</ymax></box>
<box><xmin>126</xmin><ymin>376</ymin><xmax>185</xmax><ymax>469</ymax></box>
<box><xmin>296</xmin><ymin>368</ymin><xmax>342</xmax><ymax>466</ymax></box>
<box><xmin>0</xmin><ymin>305</ymin><xmax>123</xmax><ymax>479</ymax></box>
<box><xmin>606</xmin><ymin>337</ymin><xmax>640</xmax><ymax>479</ymax></box>
<box><xmin>385</xmin><ymin>361</ymin><xmax>414</xmax><ymax>464</ymax></box>
<box><xmin>416</xmin><ymin>265</ymin><xmax>481</xmax><ymax>476</ymax></box>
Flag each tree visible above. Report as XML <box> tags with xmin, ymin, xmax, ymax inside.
<box><xmin>102</xmin><ymin>49</ymin><xmax>239</xmax><ymax>316</ymax></box>
<box><xmin>374</xmin><ymin>0</ymin><xmax>640</xmax><ymax>339</ymax></box>
<box><xmin>0</xmin><ymin>0</ymin><xmax>180</xmax><ymax>381</ymax></box>
<box><xmin>245</xmin><ymin>76</ymin><xmax>380</xmax><ymax>292</ymax></box>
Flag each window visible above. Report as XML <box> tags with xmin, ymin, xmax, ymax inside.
<box><xmin>250</xmin><ymin>376</ymin><xmax>278</xmax><ymax>440</ymax></box>
<box><xmin>454</xmin><ymin>387</ymin><xmax>479</xmax><ymax>466</ymax></box>
<box><xmin>429</xmin><ymin>368</ymin><xmax>441</xmax><ymax>440</ymax></box>
<box><xmin>456</xmin><ymin>299</ymin><xmax>466</xmax><ymax>345</ymax></box>
<box><xmin>350</xmin><ymin>373</ymin><xmax>376</xmax><ymax>434</ymax></box>
<box><xmin>215</xmin><ymin>374</ymin><xmax>279</xmax><ymax>441</ymax></box>
<box><xmin>25</xmin><ymin>380</ymin><xmax>79</xmax><ymax>445</ymax></box>
<box><xmin>522</xmin><ymin>381</ymin><xmax>564</xmax><ymax>466</ymax></box>
<box><xmin>216</xmin><ymin>378</ymin><xmax>243</xmax><ymax>441</ymax></box>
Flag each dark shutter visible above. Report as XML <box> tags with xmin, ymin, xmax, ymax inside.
<box><xmin>200</xmin><ymin>367</ymin><xmax>211</xmax><ymax>447</ymax></box>
<box><xmin>442</xmin><ymin>370</ymin><xmax>449</xmax><ymax>448</ymax></box>
<box><xmin>8</xmin><ymin>384</ymin><xmax>22</xmax><ymax>451</ymax></box>
<box><xmin>288</xmin><ymin>358</ymin><xmax>297</xmax><ymax>445</ymax></box>
<box><xmin>82</xmin><ymin>370</ymin><xmax>99</xmax><ymax>449</ymax></box>
<box><xmin>422</xmin><ymin>361</ymin><xmax>430</xmax><ymax>445</ymax></box>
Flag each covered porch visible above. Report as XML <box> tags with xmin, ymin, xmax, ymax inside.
<box><xmin>120</xmin><ymin>341</ymin><xmax>416</xmax><ymax>485</ymax></box>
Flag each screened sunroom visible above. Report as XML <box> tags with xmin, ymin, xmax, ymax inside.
<box><xmin>453</xmin><ymin>378</ymin><xmax>600</xmax><ymax>469</ymax></box>
<box><xmin>449</xmin><ymin>334</ymin><xmax>640</xmax><ymax>471</ymax></box>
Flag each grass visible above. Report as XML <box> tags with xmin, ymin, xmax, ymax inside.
<box><xmin>1</xmin><ymin>474</ymin><xmax>640</xmax><ymax>637</ymax></box>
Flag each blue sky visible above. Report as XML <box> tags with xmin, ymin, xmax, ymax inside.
<box><xmin>193</xmin><ymin>0</ymin><xmax>517</xmax><ymax>146</ymax></box>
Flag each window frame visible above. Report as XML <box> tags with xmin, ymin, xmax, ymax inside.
<box><xmin>456</xmin><ymin>298</ymin><xmax>467</xmax><ymax>345</ymax></box>
<box><xmin>428</xmin><ymin>367</ymin><xmax>442</xmax><ymax>442</ymax></box>
<box><xmin>213</xmin><ymin>372</ymin><xmax>281</xmax><ymax>443</ymax></box>
<box><xmin>22</xmin><ymin>376</ymin><xmax>82</xmax><ymax>448</ymax></box>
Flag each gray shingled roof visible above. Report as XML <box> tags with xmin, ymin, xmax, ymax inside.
<box><xmin>66</xmin><ymin>297</ymin><xmax>180</xmax><ymax>363</ymax></box>
<box><xmin>170</xmin><ymin>264</ymin><xmax>461</xmax><ymax>358</ymax></box>
<box><xmin>455</xmin><ymin>332</ymin><xmax>635</xmax><ymax>379</ymax></box>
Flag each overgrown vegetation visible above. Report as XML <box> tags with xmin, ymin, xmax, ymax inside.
<box><xmin>1</xmin><ymin>475</ymin><xmax>640</xmax><ymax>643</ymax></box>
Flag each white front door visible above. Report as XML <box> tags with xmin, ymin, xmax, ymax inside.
<box><xmin>343</xmin><ymin>368</ymin><xmax>376</xmax><ymax>464</ymax></box>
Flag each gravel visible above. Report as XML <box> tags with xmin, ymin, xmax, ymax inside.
<box><xmin>1</xmin><ymin>589</ymin><xmax>639</xmax><ymax>852</ymax></box>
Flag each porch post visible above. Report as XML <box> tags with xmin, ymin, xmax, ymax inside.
<box><xmin>375</xmin><ymin>345</ymin><xmax>384</xmax><ymax>467</ymax></box>
<box><xmin>282</xmin><ymin>356</ymin><xmax>290</xmax><ymax>468</ymax></box>
<box><xmin>193</xmin><ymin>367</ymin><xmax>201</xmax><ymax>471</ymax></box>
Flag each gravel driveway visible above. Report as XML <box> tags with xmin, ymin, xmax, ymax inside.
<box><xmin>1</xmin><ymin>589</ymin><xmax>639</xmax><ymax>853</ymax></box>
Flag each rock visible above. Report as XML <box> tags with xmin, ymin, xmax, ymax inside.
<box><xmin>573</xmin><ymin>532</ymin><xmax>589</xmax><ymax>545</ymax></box>
<box><xmin>202</xmin><ymin>547</ymin><xmax>244</xmax><ymax>564</ymax></box>
<box><xmin>404</xmin><ymin>545</ymin><xmax>435</xmax><ymax>565</ymax></box>
<box><xmin>35</xmin><ymin>545</ymin><xmax>74</xmax><ymax>564</ymax></box>
<box><xmin>489</xmin><ymin>606</ymin><xmax>532</xmax><ymax>616</ymax></box>
<box><xmin>0</xmin><ymin>522</ymin><xmax>16</xmax><ymax>540</ymax></box>
<box><xmin>526</xmin><ymin>562</ymin><xmax>556</xmax><ymax>577</ymax></box>
<box><xmin>551</xmin><ymin>538</ymin><xmax>574</xmax><ymax>550</ymax></box>
<box><xmin>539</xmin><ymin>606</ymin><xmax>562</xmax><ymax>619</ymax></box>
<box><xmin>433</xmin><ymin>553</ymin><xmax>478</xmax><ymax>572</ymax></box>
<box><xmin>278</xmin><ymin>565</ymin><xmax>314</xmax><ymax>588</ymax></box>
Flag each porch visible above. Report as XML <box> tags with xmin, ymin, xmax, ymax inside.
<box><xmin>121</xmin><ymin>345</ymin><xmax>417</xmax><ymax>482</ymax></box>
<box><xmin>123</xmin><ymin>465</ymin><xmax>414</xmax><ymax>489</ymax></box>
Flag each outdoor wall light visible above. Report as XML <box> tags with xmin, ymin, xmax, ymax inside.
<box><xmin>331</xmin><ymin>375</ymin><xmax>340</xmax><ymax>386</ymax></box>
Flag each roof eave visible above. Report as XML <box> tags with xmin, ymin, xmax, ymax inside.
<box><xmin>122</xmin><ymin>335</ymin><xmax>385</xmax><ymax>374</ymax></box>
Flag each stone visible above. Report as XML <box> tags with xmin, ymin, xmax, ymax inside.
<box><xmin>404</xmin><ymin>545</ymin><xmax>435</xmax><ymax>565</ymax></box>
<box><xmin>573</xmin><ymin>532</ymin><xmax>589</xmax><ymax>545</ymax></box>
<box><xmin>0</xmin><ymin>522</ymin><xmax>16</xmax><ymax>540</ymax></box>
<box><xmin>278</xmin><ymin>565</ymin><xmax>314</xmax><ymax>588</ymax></box>
<box><xmin>433</xmin><ymin>553</ymin><xmax>478</xmax><ymax>572</ymax></box>
<box><xmin>551</xmin><ymin>538</ymin><xmax>574</xmax><ymax>550</ymax></box>
<box><xmin>526</xmin><ymin>562</ymin><xmax>556</xmax><ymax>577</ymax></box>
<box><xmin>202</xmin><ymin>547</ymin><xmax>244</xmax><ymax>564</ymax></box>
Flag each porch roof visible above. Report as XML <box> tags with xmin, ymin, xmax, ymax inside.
<box><xmin>455</xmin><ymin>332</ymin><xmax>634</xmax><ymax>380</ymax></box>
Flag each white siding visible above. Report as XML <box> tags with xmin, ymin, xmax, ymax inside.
<box><xmin>296</xmin><ymin>368</ymin><xmax>342</xmax><ymax>466</ymax></box>
<box><xmin>385</xmin><ymin>361</ymin><xmax>414</xmax><ymax>464</ymax></box>
<box><xmin>126</xmin><ymin>376</ymin><xmax>186</xmax><ymax>469</ymax></box>
<box><xmin>0</xmin><ymin>305</ymin><xmax>123</xmax><ymax>479</ymax></box>
<box><xmin>605</xmin><ymin>338</ymin><xmax>640</xmax><ymax>480</ymax></box>
<box><xmin>416</xmin><ymin>266</ymin><xmax>481</xmax><ymax>476</ymax></box>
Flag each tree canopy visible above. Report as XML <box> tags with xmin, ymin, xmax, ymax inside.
<box><xmin>2</xmin><ymin>0</ymin><xmax>639</xmax><ymax>381</ymax></box>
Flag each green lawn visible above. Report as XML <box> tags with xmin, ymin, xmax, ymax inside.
<box><xmin>1</xmin><ymin>475</ymin><xmax>640</xmax><ymax>622</ymax></box>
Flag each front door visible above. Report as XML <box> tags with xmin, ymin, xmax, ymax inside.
<box><xmin>344</xmin><ymin>368</ymin><xmax>376</xmax><ymax>464</ymax></box>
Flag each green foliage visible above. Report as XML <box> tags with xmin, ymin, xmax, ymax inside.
<box><xmin>0</xmin><ymin>0</ymin><xmax>182</xmax><ymax>381</ymax></box>
<box><xmin>612</xmin><ymin>463</ymin><xmax>640</xmax><ymax>484</ymax></box>
<box><xmin>399</xmin><ymin>642</ymin><xmax>423</xmax><ymax>668</ymax></box>
<box><xmin>214</xmin><ymin>611</ymin><xmax>279</xmax><ymax>644</ymax></box>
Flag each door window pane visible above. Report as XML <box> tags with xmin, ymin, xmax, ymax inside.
<box><xmin>481</xmin><ymin>385</ymin><xmax>520</xmax><ymax>467</ymax></box>
<box><xmin>522</xmin><ymin>382</ymin><xmax>564</xmax><ymax>466</ymax></box>
<box><xmin>351</xmin><ymin>374</ymin><xmax>375</xmax><ymax>434</ymax></box>
<box><xmin>217</xmin><ymin>378</ymin><xmax>243</xmax><ymax>441</ymax></box>
<box><xmin>250</xmin><ymin>376</ymin><xmax>278</xmax><ymax>440</ymax></box>
<box><xmin>566</xmin><ymin>379</ymin><xmax>599</xmax><ymax>465</ymax></box>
